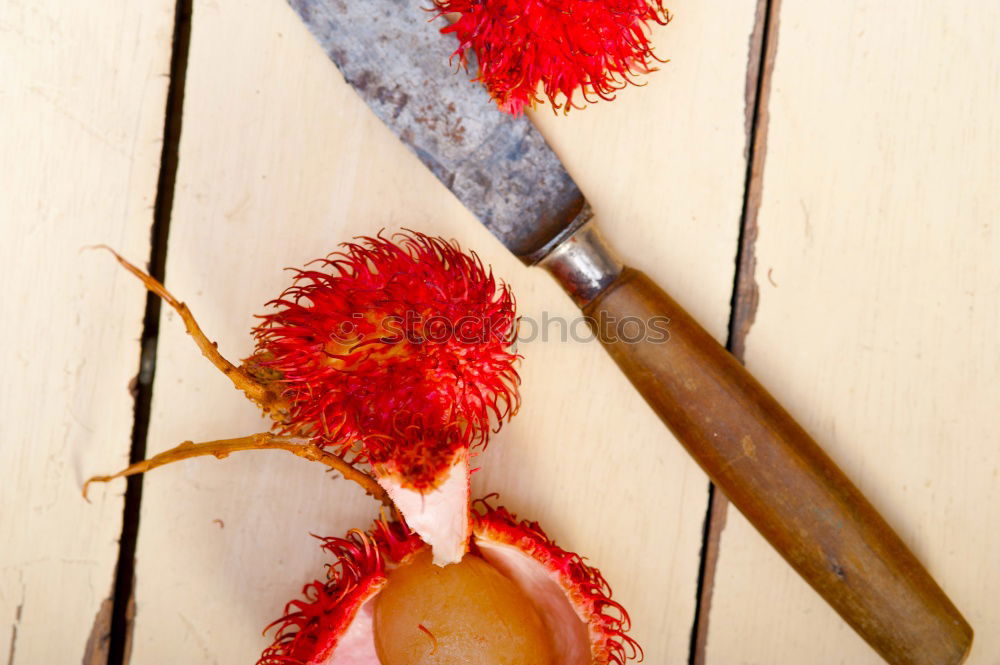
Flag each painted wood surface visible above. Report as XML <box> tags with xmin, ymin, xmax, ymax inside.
<box><xmin>704</xmin><ymin>1</ymin><xmax>1000</xmax><ymax>663</ymax></box>
<box><xmin>0</xmin><ymin>1</ymin><xmax>175</xmax><ymax>663</ymax></box>
<box><xmin>118</xmin><ymin>0</ymin><xmax>758</xmax><ymax>663</ymax></box>
<box><xmin>16</xmin><ymin>1</ymin><xmax>999</xmax><ymax>664</ymax></box>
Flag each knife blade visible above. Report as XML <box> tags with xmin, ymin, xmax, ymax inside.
<box><xmin>287</xmin><ymin>1</ymin><xmax>972</xmax><ymax>663</ymax></box>
<box><xmin>288</xmin><ymin>0</ymin><xmax>586</xmax><ymax>263</ymax></box>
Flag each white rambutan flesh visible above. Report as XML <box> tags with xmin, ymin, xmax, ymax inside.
<box><xmin>375</xmin><ymin>450</ymin><xmax>471</xmax><ymax>566</ymax></box>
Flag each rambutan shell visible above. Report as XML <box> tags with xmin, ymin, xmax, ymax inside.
<box><xmin>375</xmin><ymin>448</ymin><xmax>472</xmax><ymax>566</ymax></box>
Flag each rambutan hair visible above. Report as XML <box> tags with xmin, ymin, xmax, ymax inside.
<box><xmin>434</xmin><ymin>0</ymin><xmax>671</xmax><ymax>114</ymax></box>
<box><xmin>472</xmin><ymin>497</ymin><xmax>643</xmax><ymax>665</ymax></box>
<box><xmin>248</xmin><ymin>231</ymin><xmax>520</xmax><ymax>489</ymax></box>
<box><xmin>259</xmin><ymin>520</ymin><xmax>423</xmax><ymax>665</ymax></box>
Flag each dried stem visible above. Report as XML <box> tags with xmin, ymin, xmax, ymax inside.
<box><xmin>89</xmin><ymin>247</ymin><xmax>393</xmax><ymax>511</ymax></box>
<box><xmin>92</xmin><ymin>245</ymin><xmax>289</xmax><ymax>420</ymax></box>
<box><xmin>84</xmin><ymin>432</ymin><xmax>392</xmax><ymax>507</ymax></box>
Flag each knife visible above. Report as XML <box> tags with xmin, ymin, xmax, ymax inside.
<box><xmin>286</xmin><ymin>1</ymin><xmax>972</xmax><ymax>663</ymax></box>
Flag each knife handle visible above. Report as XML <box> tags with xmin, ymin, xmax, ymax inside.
<box><xmin>541</xmin><ymin>220</ymin><xmax>972</xmax><ymax>665</ymax></box>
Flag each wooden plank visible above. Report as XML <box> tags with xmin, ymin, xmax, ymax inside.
<box><xmin>0</xmin><ymin>2</ymin><xmax>175</xmax><ymax>663</ymax></box>
<box><xmin>705</xmin><ymin>1</ymin><xmax>1000</xmax><ymax>663</ymax></box>
<box><xmin>119</xmin><ymin>0</ymin><xmax>757</xmax><ymax>662</ymax></box>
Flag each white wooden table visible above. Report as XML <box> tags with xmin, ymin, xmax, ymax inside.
<box><xmin>3</xmin><ymin>1</ymin><xmax>998</xmax><ymax>663</ymax></box>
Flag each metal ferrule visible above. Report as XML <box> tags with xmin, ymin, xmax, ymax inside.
<box><xmin>539</xmin><ymin>212</ymin><xmax>624</xmax><ymax>307</ymax></box>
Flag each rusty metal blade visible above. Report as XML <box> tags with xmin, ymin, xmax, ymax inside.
<box><xmin>287</xmin><ymin>0</ymin><xmax>587</xmax><ymax>263</ymax></box>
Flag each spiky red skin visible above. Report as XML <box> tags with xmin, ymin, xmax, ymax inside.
<box><xmin>259</xmin><ymin>502</ymin><xmax>641</xmax><ymax>665</ymax></box>
<box><xmin>258</xmin><ymin>521</ymin><xmax>422</xmax><ymax>665</ymax></box>
<box><xmin>472</xmin><ymin>498</ymin><xmax>643</xmax><ymax>665</ymax></box>
<box><xmin>434</xmin><ymin>0</ymin><xmax>671</xmax><ymax>114</ymax></box>
<box><xmin>249</xmin><ymin>232</ymin><xmax>520</xmax><ymax>489</ymax></box>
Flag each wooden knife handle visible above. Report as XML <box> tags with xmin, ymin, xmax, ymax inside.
<box><xmin>582</xmin><ymin>266</ymin><xmax>972</xmax><ymax>665</ymax></box>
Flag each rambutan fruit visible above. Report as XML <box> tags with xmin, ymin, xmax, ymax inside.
<box><xmin>85</xmin><ymin>234</ymin><xmax>520</xmax><ymax>564</ymax></box>
<box><xmin>246</xmin><ymin>232</ymin><xmax>519</xmax><ymax>563</ymax></box>
<box><xmin>259</xmin><ymin>498</ymin><xmax>641</xmax><ymax>665</ymax></box>
<box><xmin>246</xmin><ymin>233</ymin><xmax>519</xmax><ymax>479</ymax></box>
<box><xmin>434</xmin><ymin>0</ymin><xmax>671</xmax><ymax>114</ymax></box>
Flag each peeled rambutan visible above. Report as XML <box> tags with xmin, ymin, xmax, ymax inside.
<box><xmin>434</xmin><ymin>0</ymin><xmax>671</xmax><ymax>114</ymax></box>
<box><xmin>259</xmin><ymin>498</ymin><xmax>641</xmax><ymax>665</ymax></box>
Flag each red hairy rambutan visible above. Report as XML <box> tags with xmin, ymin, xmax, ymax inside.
<box><xmin>86</xmin><ymin>235</ymin><xmax>520</xmax><ymax>564</ymax></box>
<box><xmin>259</xmin><ymin>498</ymin><xmax>641</xmax><ymax>665</ymax></box>
<box><xmin>246</xmin><ymin>232</ymin><xmax>520</xmax><ymax>564</ymax></box>
<box><xmin>247</xmin><ymin>232</ymin><xmax>519</xmax><ymax>488</ymax></box>
<box><xmin>434</xmin><ymin>0</ymin><xmax>671</xmax><ymax>114</ymax></box>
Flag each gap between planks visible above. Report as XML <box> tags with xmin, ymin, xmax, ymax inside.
<box><xmin>689</xmin><ymin>0</ymin><xmax>782</xmax><ymax>663</ymax></box>
<box><xmin>100</xmin><ymin>2</ymin><xmax>193</xmax><ymax>665</ymax></box>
